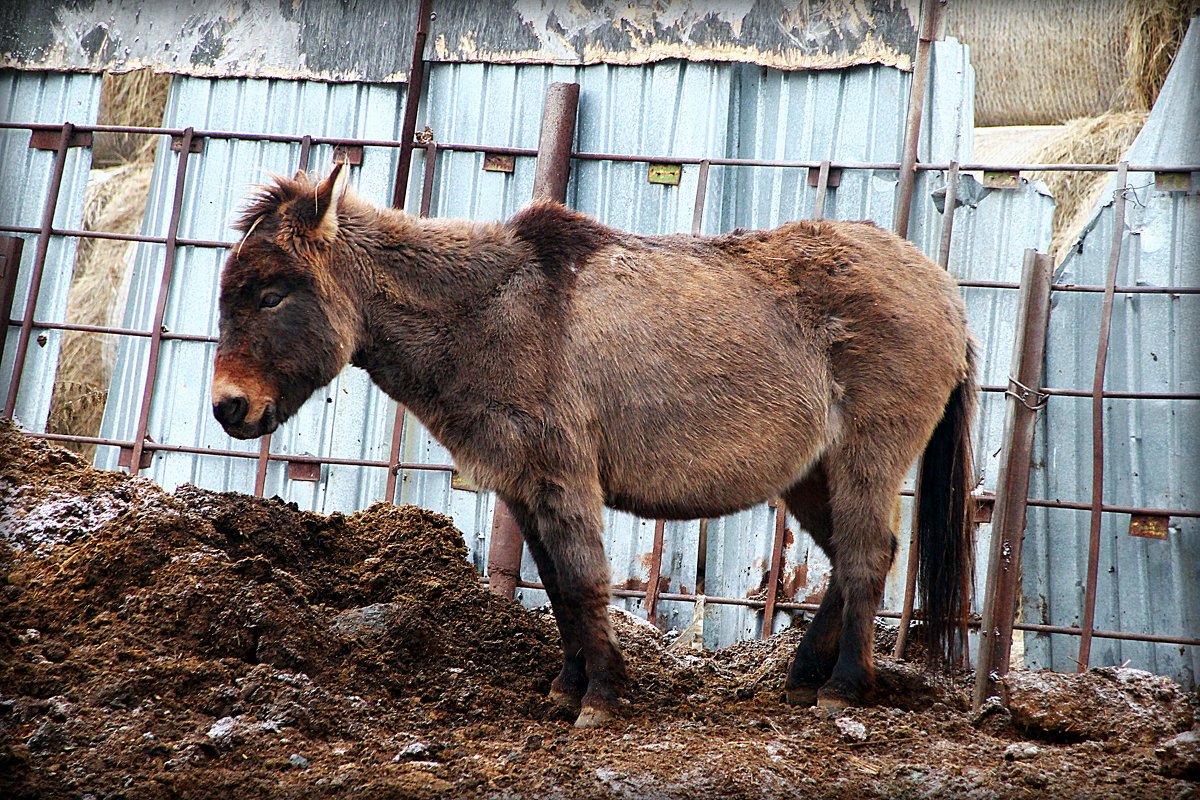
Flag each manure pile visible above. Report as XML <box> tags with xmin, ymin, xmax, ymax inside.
<box><xmin>1</xmin><ymin>422</ymin><xmax>1195</xmax><ymax>800</ymax></box>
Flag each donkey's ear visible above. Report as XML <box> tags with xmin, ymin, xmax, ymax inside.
<box><xmin>309</xmin><ymin>162</ymin><xmax>348</xmax><ymax>244</ymax></box>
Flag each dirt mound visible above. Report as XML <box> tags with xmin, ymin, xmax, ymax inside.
<box><xmin>1</xmin><ymin>422</ymin><xmax>1196</xmax><ymax>799</ymax></box>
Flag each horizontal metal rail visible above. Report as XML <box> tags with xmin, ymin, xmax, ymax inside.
<box><xmin>508</xmin><ymin>581</ymin><xmax>1200</xmax><ymax>648</ymax></box>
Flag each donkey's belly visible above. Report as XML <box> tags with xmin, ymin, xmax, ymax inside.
<box><xmin>597</xmin><ymin>398</ymin><xmax>832</xmax><ymax>520</ymax></box>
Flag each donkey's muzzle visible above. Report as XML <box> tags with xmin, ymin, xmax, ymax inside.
<box><xmin>213</xmin><ymin>396</ymin><xmax>248</xmax><ymax>428</ymax></box>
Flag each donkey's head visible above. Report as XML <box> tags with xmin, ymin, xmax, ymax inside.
<box><xmin>212</xmin><ymin>163</ymin><xmax>362</xmax><ymax>439</ymax></box>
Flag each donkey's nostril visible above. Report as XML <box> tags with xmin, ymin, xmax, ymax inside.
<box><xmin>214</xmin><ymin>396</ymin><xmax>249</xmax><ymax>427</ymax></box>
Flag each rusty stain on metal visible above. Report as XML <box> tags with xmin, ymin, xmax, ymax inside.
<box><xmin>1153</xmin><ymin>171</ymin><xmax>1197</xmax><ymax>192</ymax></box>
<box><xmin>286</xmin><ymin>459</ymin><xmax>321</xmax><ymax>482</ymax></box>
<box><xmin>117</xmin><ymin>437</ymin><xmax>154</xmax><ymax>471</ymax></box>
<box><xmin>983</xmin><ymin>170</ymin><xmax>1021</xmax><ymax>189</ymax></box>
<box><xmin>27</xmin><ymin>128</ymin><xmax>91</xmax><ymax>150</ymax></box>
<box><xmin>170</xmin><ymin>134</ymin><xmax>204</xmax><ymax>153</ymax></box>
<box><xmin>647</xmin><ymin>163</ymin><xmax>682</xmax><ymax>185</ymax></box>
<box><xmin>645</xmin><ymin>519</ymin><xmax>667</xmax><ymax>624</ymax></box>
<box><xmin>1128</xmin><ymin>514</ymin><xmax>1169</xmax><ymax>539</ymax></box>
<box><xmin>482</xmin><ymin>153</ymin><xmax>516</xmax><ymax>173</ymax></box>
<box><xmin>450</xmin><ymin>472</ymin><xmax>478</xmax><ymax>492</ymax></box>
<box><xmin>972</xmin><ymin>492</ymin><xmax>996</xmax><ymax>524</ymax></box>
<box><xmin>332</xmin><ymin>144</ymin><xmax>364</xmax><ymax>165</ymax></box>
<box><xmin>806</xmin><ymin>163</ymin><xmax>842</xmax><ymax>188</ymax></box>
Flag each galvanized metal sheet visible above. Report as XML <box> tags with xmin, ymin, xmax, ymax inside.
<box><xmin>0</xmin><ymin>70</ymin><xmax>100</xmax><ymax>428</ymax></box>
<box><xmin>1024</xmin><ymin>20</ymin><xmax>1200</xmax><ymax>686</ymax></box>
<box><xmin>1</xmin><ymin>0</ymin><xmax>921</xmax><ymax>82</ymax></box>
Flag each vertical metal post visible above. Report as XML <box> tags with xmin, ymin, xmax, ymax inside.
<box><xmin>127</xmin><ymin>127</ymin><xmax>195</xmax><ymax>475</ymax></box>
<box><xmin>937</xmin><ymin>161</ymin><xmax>960</xmax><ymax>269</ymax></box>
<box><xmin>691</xmin><ymin>159</ymin><xmax>710</xmax><ymax>234</ymax></box>
<box><xmin>1077</xmin><ymin>162</ymin><xmax>1130</xmax><ymax>670</ymax></box>
<box><xmin>531</xmin><ymin>82</ymin><xmax>580</xmax><ymax>202</ymax></box>
<box><xmin>892</xmin><ymin>0</ymin><xmax>944</xmax><ymax>238</ymax></box>
<box><xmin>811</xmin><ymin>159</ymin><xmax>832</xmax><ymax>220</ymax></box>
<box><xmin>972</xmin><ymin>249</ymin><xmax>1053</xmax><ymax>706</ymax></box>
<box><xmin>0</xmin><ymin>236</ymin><xmax>26</xmax><ymax>362</ymax></box>
<box><xmin>391</xmin><ymin>0</ymin><xmax>434</xmax><ymax>211</ymax></box>
<box><xmin>761</xmin><ymin>499</ymin><xmax>789</xmax><ymax>638</ymax></box>
<box><xmin>645</xmin><ymin>519</ymin><xmax>667</xmax><ymax>625</ymax></box>
<box><xmin>4</xmin><ymin>124</ymin><xmax>75</xmax><ymax>420</ymax></box>
<box><xmin>252</xmin><ymin>137</ymin><xmax>316</xmax><ymax>496</ymax></box>
<box><xmin>487</xmin><ymin>81</ymin><xmax>581</xmax><ymax>599</ymax></box>
<box><xmin>894</xmin><ymin>472</ymin><xmax>924</xmax><ymax>658</ymax></box>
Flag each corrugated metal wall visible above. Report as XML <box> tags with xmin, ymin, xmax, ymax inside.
<box><xmin>1025</xmin><ymin>23</ymin><xmax>1200</xmax><ymax>686</ymax></box>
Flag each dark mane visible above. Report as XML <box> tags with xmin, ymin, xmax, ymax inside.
<box><xmin>232</xmin><ymin>173</ymin><xmax>316</xmax><ymax>234</ymax></box>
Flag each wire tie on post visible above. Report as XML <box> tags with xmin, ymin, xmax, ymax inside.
<box><xmin>1005</xmin><ymin>377</ymin><xmax>1048</xmax><ymax>411</ymax></box>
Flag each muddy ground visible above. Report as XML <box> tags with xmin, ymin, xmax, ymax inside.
<box><xmin>1</xmin><ymin>421</ymin><xmax>1197</xmax><ymax>799</ymax></box>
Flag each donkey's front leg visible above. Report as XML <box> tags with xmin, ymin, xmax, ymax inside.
<box><xmin>508</xmin><ymin>483</ymin><xmax>627</xmax><ymax>728</ymax></box>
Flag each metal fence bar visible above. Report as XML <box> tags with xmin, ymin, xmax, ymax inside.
<box><xmin>892</xmin><ymin>0</ymin><xmax>942</xmax><ymax>238</ymax></box>
<box><xmin>391</xmin><ymin>0</ymin><xmax>433</xmax><ymax>210</ymax></box>
<box><xmin>811</xmin><ymin>159</ymin><xmax>832</xmax><ymax>220</ymax></box>
<box><xmin>760</xmin><ymin>499</ymin><xmax>789</xmax><ymax>638</ymax></box>
<box><xmin>3</xmin><ymin>123</ymin><xmax>76</xmax><ymax>420</ymax></box>
<box><xmin>937</xmin><ymin>161</ymin><xmax>960</xmax><ymax>269</ymax></box>
<box><xmin>0</xmin><ymin>236</ymin><xmax>26</xmax><ymax>359</ymax></box>
<box><xmin>973</xmin><ymin>249</ymin><xmax>1053</xmax><ymax>707</ymax></box>
<box><xmin>645</xmin><ymin>519</ymin><xmax>667</xmax><ymax>625</ymax></box>
<box><xmin>1078</xmin><ymin>161</ymin><xmax>1130</xmax><ymax>670</ymax></box>
<box><xmin>126</xmin><ymin>127</ymin><xmax>196</xmax><ymax>476</ymax></box>
<box><xmin>691</xmin><ymin>159</ymin><xmax>710</xmax><ymax>234</ymax></box>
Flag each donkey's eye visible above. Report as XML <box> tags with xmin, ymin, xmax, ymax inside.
<box><xmin>260</xmin><ymin>292</ymin><xmax>285</xmax><ymax>308</ymax></box>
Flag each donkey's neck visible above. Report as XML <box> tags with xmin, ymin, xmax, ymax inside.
<box><xmin>349</xmin><ymin>208</ymin><xmax>532</xmax><ymax>419</ymax></box>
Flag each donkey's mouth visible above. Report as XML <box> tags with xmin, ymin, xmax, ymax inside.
<box><xmin>213</xmin><ymin>399</ymin><xmax>282</xmax><ymax>439</ymax></box>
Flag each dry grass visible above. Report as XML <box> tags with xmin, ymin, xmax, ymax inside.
<box><xmin>1027</xmin><ymin>111</ymin><xmax>1149</xmax><ymax>263</ymax></box>
<box><xmin>46</xmin><ymin>70</ymin><xmax>168</xmax><ymax>456</ymax></box>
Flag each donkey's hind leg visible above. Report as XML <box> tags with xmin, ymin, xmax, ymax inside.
<box><xmin>810</xmin><ymin>450</ymin><xmax>901</xmax><ymax>709</ymax></box>
<box><xmin>506</xmin><ymin>481</ymin><xmax>627</xmax><ymax>728</ymax></box>
<box><xmin>781</xmin><ymin>464</ymin><xmax>843</xmax><ymax>706</ymax></box>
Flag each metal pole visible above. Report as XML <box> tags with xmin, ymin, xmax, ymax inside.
<box><xmin>128</xmin><ymin>128</ymin><xmax>196</xmax><ymax>475</ymax></box>
<box><xmin>1077</xmin><ymin>161</ymin><xmax>1130</xmax><ymax>670</ymax></box>
<box><xmin>892</xmin><ymin>0</ymin><xmax>943</xmax><ymax>238</ymax></box>
<box><xmin>972</xmin><ymin>249</ymin><xmax>1053</xmax><ymax>707</ymax></box>
<box><xmin>761</xmin><ymin>499</ymin><xmax>789</xmax><ymax>638</ymax></box>
<box><xmin>486</xmin><ymin>81</ymin><xmax>581</xmax><ymax>599</ymax></box>
<box><xmin>645</xmin><ymin>519</ymin><xmax>667</xmax><ymax>624</ymax></box>
<box><xmin>391</xmin><ymin>0</ymin><xmax>434</xmax><ymax>210</ymax></box>
<box><xmin>4</xmin><ymin>124</ymin><xmax>75</xmax><ymax>420</ymax></box>
<box><xmin>0</xmin><ymin>236</ymin><xmax>26</xmax><ymax>363</ymax></box>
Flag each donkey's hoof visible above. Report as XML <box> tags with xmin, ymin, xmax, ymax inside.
<box><xmin>549</xmin><ymin>688</ymin><xmax>582</xmax><ymax>711</ymax></box>
<box><xmin>784</xmin><ymin>686</ymin><xmax>819</xmax><ymax>706</ymax></box>
<box><xmin>573</xmin><ymin>705</ymin><xmax>616</xmax><ymax>729</ymax></box>
<box><xmin>815</xmin><ymin>694</ymin><xmax>853</xmax><ymax>711</ymax></box>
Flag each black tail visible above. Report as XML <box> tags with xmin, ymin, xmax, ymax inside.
<box><xmin>916</xmin><ymin>342</ymin><xmax>977</xmax><ymax>666</ymax></box>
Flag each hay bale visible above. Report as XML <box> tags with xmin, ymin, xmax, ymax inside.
<box><xmin>972</xmin><ymin>111</ymin><xmax>1147</xmax><ymax>264</ymax></box>
<box><xmin>947</xmin><ymin>0</ymin><xmax>1199</xmax><ymax>126</ymax></box>
<box><xmin>93</xmin><ymin>69</ymin><xmax>171</xmax><ymax>168</ymax></box>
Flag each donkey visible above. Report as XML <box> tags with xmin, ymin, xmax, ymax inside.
<box><xmin>212</xmin><ymin>163</ymin><xmax>976</xmax><ymax>728</ymax></box>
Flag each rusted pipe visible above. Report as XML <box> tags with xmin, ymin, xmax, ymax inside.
<box><xmin>0</xmin><ymin>236</ymin><xmax>25</xmax><ymax>362</ymax></box>
<box><xmin>1077</xmin><ymin>162</ymin><xmax>1130</xmax><ymax>671</ymax></box>
<box><xmin>973</xmin><ymin>250</ymin><xmax>1053</xmax><ymax>707</ymax></box>
<box><xmin>760</xmin><ymin>499</ymin><xmax>789</xmax><ymax>638</ymax></box>
<box><xmin>645</xmin><ymin>519</ymin><xmax>667</xmax><ymax>625</ymax></box>
<box><xmin>3</xmin><ymin>123</ymin><xmax>75</xmax><ymax>420</ymax></box>
<box><xmin>487</xmin><ymin>81</ymin><xmax>581</xmax><ymax>599</ymax></box>
<box><xmin>391</xmin><ymin>0</ymin><xmax>434</xmax><ymax>210</ymax></box>
<box><xmin>531</xmin><ymin>82</ymin><xmax>580</xmax><ymax>202</ymax></box>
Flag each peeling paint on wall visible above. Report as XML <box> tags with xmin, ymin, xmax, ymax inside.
<box><xmin>1</xmin><ymin>0</ymin><xmax>919</xmax><ymax>81</ymax></box>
